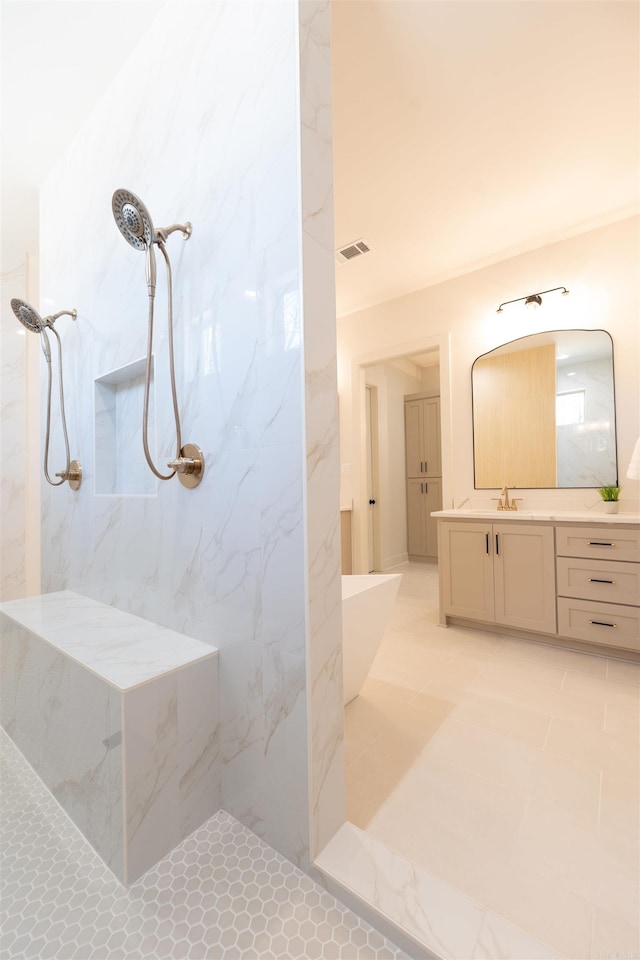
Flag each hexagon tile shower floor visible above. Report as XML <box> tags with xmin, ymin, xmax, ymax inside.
<box><xmin>0</xmin><ymin>732</ymin><xmax>407</xmax><ymax>960</ymax></box>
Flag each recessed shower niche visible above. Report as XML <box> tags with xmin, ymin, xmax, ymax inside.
<box><xmin>95</xmin><ymin>358</ymin><xmax>156</xmax><ymax>496</ymax></box>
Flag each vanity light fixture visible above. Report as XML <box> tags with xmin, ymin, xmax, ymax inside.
<box><xmin>496</xmin><ymin>286</ymin><xmax>570</xmax><ymax>314</ymax></box>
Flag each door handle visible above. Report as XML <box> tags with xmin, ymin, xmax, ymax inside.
<box><xmin>369</xmin><ymin>499</ymin><xmax>376</xmax><ymax>505</ymax></box>
<box><xmin>589</xmin><ymin>578</ymin><xmax>615</xmax><ymax>584</ymax></box>
<box><xmin>485</xmin><ymin>532</ymin><xmax>489</xmax><ymax>555</ymax></box>
<box><xmin>424</xmin><ymin>483</ymin><xmax>428</xmax><ymax>494</ymax></box>
<box><xmin>420</xmin><ymin>483</ymin><xmax>424</xmax><ymax>494</ymax></box>
<box><xmin>420</xmin><ymin>461</ymin><xmax>424</xmax><ymax>473</ymax></box>
<box><xmin>495</xmin><ymin>533</ymin><xmax>500</xmax><ymax>556</ymax></box>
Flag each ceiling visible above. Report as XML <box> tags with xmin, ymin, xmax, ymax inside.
<box><xmin>2</xmin><ymin>1</ymin><xmax>638</xmax><ymax>317</ymax></box>
<box><xmin>332</xmin><ymin>0</ymin><xmax>640</xmax><ymax>316</ymax></box>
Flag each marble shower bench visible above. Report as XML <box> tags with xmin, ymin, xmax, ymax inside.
<box><xmin>0</xmin><ymin>590</ymin><xmax>220</xmax><ymax>885</ymax></box>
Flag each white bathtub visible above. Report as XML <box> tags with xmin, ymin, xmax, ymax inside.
<box><xmin>342</xmin><ymin>574</ymin><xmax>402</xmax><ymax>705</ymax></box>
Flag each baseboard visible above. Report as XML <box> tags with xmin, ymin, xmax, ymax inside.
<box><xmin>382</xmin><ymin>553</ymin><xmax>408</xmax><ymax>571</ymax></box>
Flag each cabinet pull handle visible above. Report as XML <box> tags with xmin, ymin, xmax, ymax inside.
<box><xmin>589</xmin><ymin>541</ymin><xmax>613</xmax><ymax>547</ymax></box>
<box><xmin>495</xmin><ymin>533</ymin><xmax>500</xmax><ymax>556</ymax></box>
<box><xmin>421</xmin><ymin>483</ymin><xmax>424</xmax><ymax>494</ymax></box>
<box><xmin>425</xmin><ymin>461</ymin><xmax>428</xmax><ymax>473</ymax></box>
<box><xmin>485</xmin><ymin>533</ymin><xmax>489</xmax><ymax>555</ymax></box>
<box><xmin>425</xmin><ymin>483</ymin><xmax>428</xmax><ymax>494</ymax></box>
<box><xmin>589</xmin><ymin>578</ymin><xmax>615</xmax><ymax>584</ymax></box>
<box><xmin>589</xmin><ymin>620</ymin><xmax>617</xmax><ymax>628</ymax></box>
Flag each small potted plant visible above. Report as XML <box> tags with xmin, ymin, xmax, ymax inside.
<box><xmin>597</xmin><ymin>485</ymin><xmax>621</xmax><ymax>513</ymax></box>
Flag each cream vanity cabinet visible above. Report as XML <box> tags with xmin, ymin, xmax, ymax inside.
<box><xmin>438</xmin><ymin>515</ymin><xmax>640</xmax><ymax>655</ymax></box>
<box><xmin>438</xmin><ymin>520</ymin><xmax>557</xmax><ymax>634</ymax></box>
<box><xmin>556</xmin><ymin>526</ymin><xmax>640</xmax><ymax>652</ymax></box>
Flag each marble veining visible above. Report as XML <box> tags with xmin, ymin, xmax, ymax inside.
<box><xmin>316</xmin><ymin>823</ymin><xmax>563</xmax><ymax>960</ymax></box>
<box><xmin>37</xmin><ymin>0</ymin><xmax>342</xmax><ymax>874</ymax></box>
<box><xmin>1</xmin><ymin>600</ymin><xmax>221</xmax><ymax>884</ymax></box>
<box><xmin>0</xmin><ymin>590</ymin><xmax>218</xmax><ymax>691</ymax></box>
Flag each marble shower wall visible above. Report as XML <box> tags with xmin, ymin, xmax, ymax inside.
<box><xmin>1</xmin><ymin>263</ymin><xmax>28</xmax><ymax>601</ymax></box>
<box><xmin>39</xmin><ymin>0</ymin><xmax>341</xmax><ymax>867</ymax></box>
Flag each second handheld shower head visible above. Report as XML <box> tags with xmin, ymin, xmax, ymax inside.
<box><xmin>11</xmin><ymin>298</ymin><xmax>46</xmax><ymax>333</ymax></box>
<box><xmin>10</xmin><ymin>298</ymin><xmax>81</xmax><ymax>489</ymax></box>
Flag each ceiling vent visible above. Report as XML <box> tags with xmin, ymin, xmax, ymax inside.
<box><xmin>335</xmin><ymin>239</ymin><xmax>371</xmax><ymax>264</ymax></box>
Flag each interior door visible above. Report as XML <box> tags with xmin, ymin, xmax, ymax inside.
<box><xmin>366</xmin><ymin>385</ymin><xmax>376</xmax><ymax>572</ymax></box>
<box><xmin>404</xmin><ymin>399</ymin><xmax>423</xmax><ymax>477</ymax></box>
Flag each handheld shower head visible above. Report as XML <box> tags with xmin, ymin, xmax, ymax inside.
<box><xmin>11</xmin><ymin>298</ymin><xmax>46</xmax><ymax>333</ymax></box>
<box><xmin>109</xmin><ymin>187</ymin><xmax>201</xmax><ymax>486</ymax></box>
<box><xmin>9</xmin><ymin>297</ymin><xmax>81</xmax><ymax>490</ymax></box>
<box><xmin>112</xmin><ymin>189</ymin><xmax>154</xmax><ymax>251</ymax></box>
<box><xmin>112</xmin><ymin>188</ymin><xmax>157</xmax><ymax>295</ymax></box>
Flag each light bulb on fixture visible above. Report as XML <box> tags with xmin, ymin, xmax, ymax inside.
<box><xmin>496</xmin><ymin>286</ymin><xmax>570</xmax><ymax>314</ymax></box>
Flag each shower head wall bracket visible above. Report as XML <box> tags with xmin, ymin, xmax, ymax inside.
<box><xmin>156</xmin><ymin>222</ymin><xmax>192</xmax><ymax>243</ymax></box>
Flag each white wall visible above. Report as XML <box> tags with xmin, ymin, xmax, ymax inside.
<box><xmin>338</xmin><ymin>216</ymin><xmax>640</xmax><ymax>570</ymax></box>
<box><xmin>365</xmin><ymin>361</ymin><xmax>423</xmax><ymax>569</ymax></box>
<box><xmin>39</xmin><ymin>0</ymin><xmax>341</xmax><ymax>868</ymax></box>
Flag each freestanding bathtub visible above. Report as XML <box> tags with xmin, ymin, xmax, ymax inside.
<box><xmin>342</xmin><ymin>574</ymin><xmax>402</xmax><ymax>705</ymax></box>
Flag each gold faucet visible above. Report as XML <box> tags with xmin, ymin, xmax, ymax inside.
<box><xmin>492</xmin><ymin>486</ymin><xmax>523</xmax><ymax>511</ymax></box>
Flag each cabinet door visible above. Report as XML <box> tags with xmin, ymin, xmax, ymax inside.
<box><xmin>439</xmin><ymin>521</ymin><xmax>494</xmax><ymax>621</ymax></box>
<box><xmin>493</xmin><ymin>524</ymin><xmax>556</xmax><ymax>634</ymax></box>
<box><xmin>423</xmin><ymin>397</ymin><xmax>441</xmax><ymax>477</ymax></box>
<box><xmin>407</xmin><ymin>480</ymin><xmax>427</xmax><ymax>556</ymax></box>
<box><xmin>423</xmin><ymin>479</ymin><xmax>442</xmax><ymax>557</ymax></box>
<box><xmin>405</xmin><ymin>400</ymin><xmax>423</xmax><ymax>477</ymax></box>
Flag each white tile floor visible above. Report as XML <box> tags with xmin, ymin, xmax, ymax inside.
<box><xmin>345</xmin><ymin>562</ymin><xmax>640</xmax><ymax>960</ymax></box>
<box><xmin>0</xmin><ymin>732</ymin><xmax>407</xmax><ymax>960</ymax></box>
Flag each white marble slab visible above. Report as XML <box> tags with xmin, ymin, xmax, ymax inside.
<box><xmin>315</xmin><ymin>822</ymin><xmax>563</xmax><ymax>960</ymax></box>
<box><xmin>433</xmin><ymin>509</ymin><xmax>640</xmax><ymax>524</ymax></box>
<box><xmin>0</xmin><ymin>590</ymin><xmax>217</xmax><ymax>691</ymax></box>
<box><xmin>0</xmin><ymin>596</ymin><xmax>221</xmax><ymax>885</ymax></box>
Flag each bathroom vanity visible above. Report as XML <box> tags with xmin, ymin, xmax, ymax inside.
<box><xmin>435</xmin><ymin>511</ymin><xmax>640</xmax><ymax>656</ymax></box>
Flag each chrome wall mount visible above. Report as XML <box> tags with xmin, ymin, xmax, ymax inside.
<box><xmin>112</xmin><ymin>189</ymin><xmax>204</xmax><ymax>489</ymax></box>
<box><xmin>10</xmin><ymin>299</ymin><xmax>82</xmax><ymax>491</ymax></box>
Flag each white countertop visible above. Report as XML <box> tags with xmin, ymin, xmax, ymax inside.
<box><xmin>432</xmin><ymin>509</ymin><xmax>640</xmax><ymax>524</ymax></box>
<box><xmin>0</xmin><ymin>590</ymin><xmax>217</xmax><ymax>691</ymax></box>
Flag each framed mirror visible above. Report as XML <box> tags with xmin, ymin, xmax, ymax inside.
<box><xmin>472</xmin><ymin>329</ymin><xmax>617</xmax><ymax>489</ymax></box>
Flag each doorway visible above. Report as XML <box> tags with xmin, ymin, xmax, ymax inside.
<box><xmin>348</xmin><ymin>334</ymin><xmax>450</xmax><ymax>576</ymax></box>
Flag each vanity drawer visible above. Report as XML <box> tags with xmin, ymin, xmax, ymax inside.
<box><xmin>557</xmin><ymin>597</ymin><xmax>640</xmax><ymax>651</ymax></box>
<box><xmin>556</xmin><ymin>526</ymin><xmax>640</xmax><ymax>563</ymax></box>
<box><xmin>556</xmin><ymin>557</ymin><xmax>640</xmax><ymax>607</ymax></box>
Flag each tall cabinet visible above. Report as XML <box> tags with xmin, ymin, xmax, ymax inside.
<box><xmin>405</xmin><ymin>395</ymin><xmax>442</xmax><ymax>560</ymax></box>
